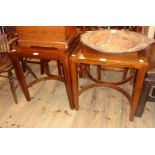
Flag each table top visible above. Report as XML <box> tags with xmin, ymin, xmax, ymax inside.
<box><xmin>70</xmin><ymin>43</ymin><xmax>148</xmax><ymax>69</ymax></box>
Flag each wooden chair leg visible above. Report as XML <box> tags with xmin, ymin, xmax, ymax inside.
<box><xmin>135</xmin><ymin>81</ymin><xmax>151</xmax><ymax>117</ymax></box>
<box><xmin>21</xmin><ymin>58</ymin><xmax>27</xmax><ymax>72</ymax></box>
<box><xmin>24</xmin><ymin>63</ymin><xmax>38</xmax><ymax>79</ymax></box>
<box><xmin>86</xmin><ymin>64</ymin><xmax>90</xmax><ymax>73</ymax></box>
<box><xmin>79</xmin><ymin>64</ymin><xmax>84</xmax><ymax>78</ymax></box>
<box><xmin>8</xmin><ymin>70</ymin><xmax>18</xmax><ymax>104</ymax></box>
<box><xmin>78</xmin><ymin>64</ymin><xmax>90</xmax><ymax>78</ymax></box>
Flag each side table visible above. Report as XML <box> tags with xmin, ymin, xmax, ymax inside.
<box><xmin>69</xmin><ymin>43</ymin><xmax>148</xmax><ymax>121</ymax></box>
<box><xmin>8</xmin><ymin>37</ymin><xmax>79</xmax><ymax>109</ymax></box>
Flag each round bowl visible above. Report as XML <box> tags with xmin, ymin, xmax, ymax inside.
<box><xmin>80</xmin><ymin>29</ymin><xmax>155</xmax><ymax>54</ymax></box>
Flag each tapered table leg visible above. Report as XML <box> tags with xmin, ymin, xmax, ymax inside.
<box><xmin>97</xmin><ymin>65</ymin><xmax>102</xmax><ymax>80</ymax></box>
<box><xmin>63</xmin><ymin>57</ymin><xmax>74</xmax><ymax>109</ymax></box>
<box><xmin>57</xmin><ymin>61</ymin><xmax>62</xmax><ymax>76</ymax></box>
<box><xmin>70</xmin><ymin>60</ymin><xmax>79</xmax><ymax>110</ymax></box>
<box><xmin>40</xmin><ymin>59</ymin><xmax>45</xmax><ymax>75</ymax></box>
<box><xmin>9</xmin><ymin>52</ymin><xmax>31</xmax><ymax>101</ymax></box>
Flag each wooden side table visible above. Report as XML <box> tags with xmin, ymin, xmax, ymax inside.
<box><xmin>8</xmin><ymin>36</ymin><xmax>79</xmax><ymax>109</ymax></box>
<box><xmin>69</xmin><ymin>43</ymin><xmax>148</xmax><ymax>121</ymax></box>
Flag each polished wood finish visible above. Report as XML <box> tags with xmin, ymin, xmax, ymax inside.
<box><xmin>69</xmin><ymin>43</ymin><xmax>148</xmax><ymax>121</ymax></box>
<box><xmin>16</xmin><ymin>26</ymin><xmax>78</xmax><ymax>49</ymax></box>
<box><xmin>16</xmin><ymin>26</ymin><xmax>78</xmax><ymax>76</ymax></box>
<box><xmin>8</xmin><ymin>29</ymin><xmax>79</xmax><ymax>109</ymax></box>
<box><xmin>0</xmin><ymin>33</ymin><xmax>38</xmax><ymax>104</ymax></box>
<box><xmin>12</xmin><ymin>26</ymin><xmax>79</xmax><ymax>109</ymax></box>
<box><xmin>79</xmin><ymin>27</ymin><xmax>141</xmax><ymax>80</ymax></box>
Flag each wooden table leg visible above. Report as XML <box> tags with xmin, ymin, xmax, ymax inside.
<box><xmin>63</xmin><ymin>58</ymin><xmax>74</xmax><ymax>109</ymax></box>
<box><xmin>57</xmin><ymin>61</ymin><xmax>62</xmax><ymax>76</ymax></box>
<box><xmin>97</xmin><ymin>65</ymin><xmax>102</xmax><ymax>80</ymax></box>
<box><xmin>43</xmin><ymin>60</ymin><xmax>50</xmax><ymax>74</ymax></box>
<box><xmin>40</xmin><ymin>59</ymin><xmax>45</xmax><ymax>75</ymax></box>
<box><xmin>130</xmin><ymin>66</ymin><xmax>147</xmax><ymax>121</ymax></box>
<box><xmin>70</xmin><ymin>60</ymin><xmax>79</xmax><ymax>110</ymax></box>
<box><xmin>9</xmin><ymin>53</ymin><xmax>31</xmax><ymax>101</ymax></box>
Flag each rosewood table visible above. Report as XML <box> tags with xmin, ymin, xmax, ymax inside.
<box><xmin>69</xmin><ymin>43</ymin><xmax>148</xmax><ymax>121</ymax></box>
<box><xmin>8</xmin><ymin>37</ymin><xmax>79</xmax><ymax>109</ymax></box>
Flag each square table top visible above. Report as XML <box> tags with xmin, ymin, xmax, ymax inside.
<box><xmin>70</xmin><ymin>43</ymin><xmax>148</xmax><ymax>69</ymax></box>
